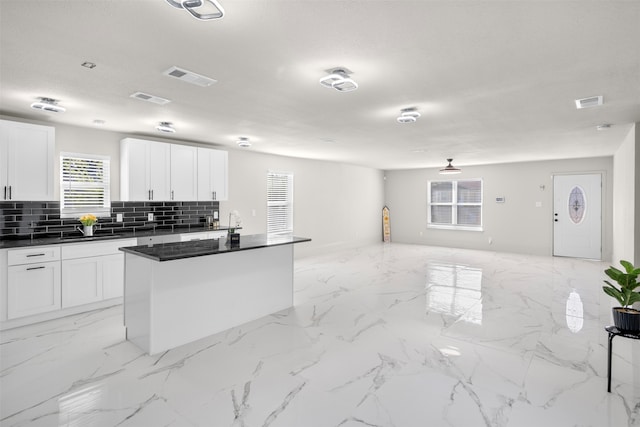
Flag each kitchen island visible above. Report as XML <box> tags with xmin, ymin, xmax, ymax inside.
<box><xmin>120</xmin><ymin>234</ymin><xmax>311</xmax><ymax>354</ymax></box>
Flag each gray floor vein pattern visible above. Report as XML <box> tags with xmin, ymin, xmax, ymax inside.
<box><xmin>1</xmin><ymin>243</ymin><xmax>640</xmax><ymax>426</ymax></box>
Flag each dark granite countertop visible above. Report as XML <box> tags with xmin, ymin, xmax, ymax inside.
<box><xmin>119</xmin><ymin>234</ymin><xmax>311</xmax><ymax>262</ymax></box>
<box><xmin>0</xmin><ymin>227</ymin><xmax>234</xmax><ymax>249</ymax></box>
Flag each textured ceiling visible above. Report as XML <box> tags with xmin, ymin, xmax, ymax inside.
<box><xmin>1</xmin><ymin>0</ymin><xmax>639</xmax><ymax>170</ymax></box>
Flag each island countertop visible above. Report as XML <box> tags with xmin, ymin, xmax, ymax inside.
<box><xmin>119</xmin><ymin>233</ymin><xmax>311</xmax><ymax>262</ymax></box>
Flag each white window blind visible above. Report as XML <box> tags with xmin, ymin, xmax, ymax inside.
<box><xmin>428</xmin><ymin>179</ymin><xmax>482</xmax><ymax>230</ymax></box>
<box><xmin>60</xmin><ymin>153</ymin><xmax>111</xmax><ymax>218</ymax></box>
<box><xmin>267</xmin><ymin>171</ymin><xmax>293</xmax><ymax>235</ymax></box>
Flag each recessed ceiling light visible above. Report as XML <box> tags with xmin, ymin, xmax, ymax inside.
<box><xmin>397</xmin><ymin>108</ymin><xmax>421</xmax><ymax>123</ymax></box>
<box><xmin>30</xmin><ymin>97</ymin><xmax>66</xmax><ymax>113</ymax></box>
<box><xmin>319</xmin><ymin>68</ymin><xmax>358</xmax><ymax>92</ymax></box>
<box><xmin>93</xmin><ymin>119</ymin><xmax>105</xmax><ymax>126</ymax></box>
<box><xmin>236</xmin><ymin>137</ymin><xmax>251</xmax><ymax>148</ymax></box>
<box><xmin>156</xmin><ymin>122</ymin><xmax>176</xmax><ymax>133</ymax></box>
<box><xmin>81</xmin><ymin>61</ymin><xmax>96</xmax><ymax>69</ymax></box>
<box><xmin>596</xmin><ymin>124</ymin><xmax>612</xmax><ymax>131</ymax></box>
<box><xmin>575</xmin><ymin>95</ymin><xmax>603</xmax><ymax>109</ymax></box>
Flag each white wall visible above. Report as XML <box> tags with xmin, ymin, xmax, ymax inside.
<box><xmin>222</xmin><ymin>149</ymin><xmax>385</xmax><ymax>257</ymax></box>
<box><xmin>612</xmin><ymin>124</ymin><xmax>639</xmax><ymax>265</ymax></box>
<box><xmin>384</xmin><ymin>157</ymin><xmax>614</xmax><ymax>259</ymax></box>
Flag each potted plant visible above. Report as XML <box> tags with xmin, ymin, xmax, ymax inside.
<box><xmin>603</xmin><ymin>260</ymin><xmax>640</xmax><ymax>333</ymax></box>
<box><xmin>78</xmin><ymin>214</ymin><xmax>98</xmax><ymax>237</ymax></box>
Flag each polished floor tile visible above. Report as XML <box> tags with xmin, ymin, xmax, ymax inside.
<box><xmin>1</xmin><ymin>243</ymin><xmax>639</xmax><ymax>426</ymax></box>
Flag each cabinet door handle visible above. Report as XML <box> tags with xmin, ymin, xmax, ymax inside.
<box><xmin>3</xmin><ymin>186</ymin><xmax>6</xmax><ymax>200</ymax></box>
<box><xmin>151</xmin><ymin>190</ymin><xmax>154</xmax><ymax>200</ymax></box>
<box><xmin>171</xmin><ymin>190</ymin><xmax>174</xmax><ymax>200</ymax></box>
<box><xmin>26</xmin><ymin>253</ymin><xmax>46</xmax><ymax>257</ymax></box>
<box><xmin>26</xmin><ymin>266</ymin><xmax>45</xmax><ymax>271</ymax></box>
<box><xmin>213</xmin><ymin>191</ymin><xmax>217</xmax><ymax>200</ymax></box>
<box><xmin>148</xmin><ymin>190</ymin><xmax>151</xmax><ymax>200</ymax></box>
<box><xmin>8</xmin><ymin>185</ymin><xmax>11</xmax><ymax>200</ymax></box>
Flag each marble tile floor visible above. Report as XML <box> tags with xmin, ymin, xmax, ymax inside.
<box><xmin>2</xmin><ymin>243</ymin><xmax>640</xmax><ymax>426</ymax></box>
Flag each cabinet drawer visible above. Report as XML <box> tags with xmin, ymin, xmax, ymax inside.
<box><xmin>62</xmin><ymin>239</ymin><xmax>137</xmax><ymax>260</ymax></box>
<box><xmin>8</xmin><ymin>246</ymin><xmax>60</xmax><ymax>266</ymax></box>
<box><xmin>137</xmin><ymin>234</ymin><xmax>181</xmax><ymax>245</ymax></box>
<box><xmin>180</xmin><ymin>232</ymin><xmax>211</xmax><ymax>241</ymax></box>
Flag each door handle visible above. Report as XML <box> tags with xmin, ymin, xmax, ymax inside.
<box><xmin>171</xmin><ymin>190</ymin><xmax>174</xmax><ymax>200</ymax></box>
<box><xmin>26</xmin><ymin>253</ymin><xmax>46</xmax><ymax>257</ymax></box>
<box><xmin>554</xmin><ymin>219</ymin><xmax>558</xmax><ymax>222</ymax></box>
<box><xmin>213</xmin><ymin>191</ymin><xmax>216</xmax><ymax>200</ymax></box>
<box><xmin>8</xmin><ymin>186</ymin><xmax>11</xmax><ymax>200</ymax></box>
<box><xmin>3</xmin><ymin>186</ymin><xmax>6</xmax><ymax>200</ymax></box>
<box><xmin>148</xmin><ymin>190</ymin><xmax>151</xmax><ymax>200</ymax></box>
<box><xmin>26</xmin><ymin>266</ymin><xmax>45</xmax><ymax>271</ymax></box>
<box><xmin>151</xmin><ymin>190</ymin><xmax>154</xmax><ymax>200</ymax></box>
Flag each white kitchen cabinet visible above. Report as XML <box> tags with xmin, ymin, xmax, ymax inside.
<box><xmin>0</xmin><ymin>119</ymin><xmax>55</xmax><ymax>201</ymax></box>
<box><xmin>121</xmin><ymin>138</ymin><xmax>171</xmax><ymax>201</ymax></box>
<box><xmin>61</xmin><ymin>257</ymin><xmax>102</xmax><ymax>307</ymax></box>
<box><xmin>197</xmin><ymin>147</ymin><xmax>228</xmax><ymax>201</ymax></box>
<box><xmin>7</xmin><ymin>246</ymin><xmax>61</xmax><ymax>319</ymax></box>
<box><xmin>170</xmin><ymin>144</ymin><xmax>198</xmax><ymax>201</ymax></box>
<box><xmin>61</xmin><ymin>239</ymin><xmax>136</xmax><ymax>308</ymax></box>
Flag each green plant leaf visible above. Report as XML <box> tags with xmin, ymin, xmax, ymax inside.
<box><xmin>603</xmin><ymin>285</ymin><xmax>625</xmax><ymax>306</ymax></box>
<box><xmin>628</xmin><ymin>293</ymin><xmax>640</xmax><ymax>306</ymax></box>
<box><xmin>620</xmin><ymin>260</ymin><xmax>635</xmax><ymax>273</ymax></box>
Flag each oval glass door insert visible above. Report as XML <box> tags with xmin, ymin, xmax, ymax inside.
<box><xmin>568</xmin><ymin>186</ymin><xmax>586</xmax><ymax>224</ymax></box>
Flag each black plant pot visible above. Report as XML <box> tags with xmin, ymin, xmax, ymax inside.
<box><xmin>612</xmin><ymin>307</ymin><xmax>640</xmax><ymax>333</ymax></box>
<box><xmin>227</xmin><ymin>232</ymin><xmax>240</xmax><ymax>247</ymax></box>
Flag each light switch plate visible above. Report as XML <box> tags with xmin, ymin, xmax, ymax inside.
<box><xmin>116</xmin><ymin>213</ymin><xmax>123</xmax><ymax>222</ymax></box>
<box><xmin>148</xmin><ymin>213</ymin><xmax>154</xmax><ymax>221</ymax></box>
<box><xmin>213</xmin><ymin>211</ymin><xmax>219</xmax><ymax>220</ymax></box>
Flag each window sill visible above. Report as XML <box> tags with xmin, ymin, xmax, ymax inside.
<box><xmin>427</xmin><ymin>224</ymin><xmax>483</xmax><ymax>232</ymax></box>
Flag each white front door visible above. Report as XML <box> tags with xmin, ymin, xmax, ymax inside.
<box><xmin>553</xmin><ymin>173</ymin><xmax>602</xmax><ymax>259</ymax></box>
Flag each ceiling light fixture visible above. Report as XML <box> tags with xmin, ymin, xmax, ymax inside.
<box><xmin>81</xmin><ymin>61</ymin><xmax>96</xmax><ymax>69</ymax></box>
<box><xmin>30</xmin><ymin>97</ymin><xmax>66</xmax><ymax>113</ymax></box>
<box><xmin>156</xmin><ymin>122</ymin><xmax>176</xmax><ymax>133</ymax></box>
<box><xmin>596</xmin><ymin>124</ymin><xmax>612</xmax><ymax>131</ymax></box>
<box><xmin>397</xmin><ymin>108</ymin><xmax>421</xmax><ymax>123</ymax></box>
<box><xmin>166</xmin><ymin>0</ymin><xmax>224</xmax><ymax>20</ymax></box>
<box><xmin>439</xmin><ymin>158</ymin><xmax>461</xmax><ymax>175</ymax></box>
<box><xmin>236</xmin><ymin>137</ymin><xmax>251</xmax><ymax>148</ymax></box>
<box><xmin>319</xmin><ymin>68</ymin><xmax>358</xmax><ymax>92</ymax></box>
<box><xmin>92</xmin><ymin>119</ymin><xmax>105</xmax><ymax>126</ymax></box>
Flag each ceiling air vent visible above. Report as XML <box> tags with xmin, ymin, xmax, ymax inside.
<box><xmin>575</xmin><ymin>95</ymin><xmax>603</xmax><ymax>109</ymax></box>
<box><xmin>130</xmin><ymin>92</ymin><xmax>171</xmax><ymax>105</ymax></box>
<box><xmin>163</xmin><ymin>66</ymin><xmax>217</xmax><ymax>87</ymax></box>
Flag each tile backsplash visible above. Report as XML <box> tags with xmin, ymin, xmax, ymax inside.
<box><xmin>0</xmin><ymin>201</ymin><xmax>220</xmax><ymax>240</ymax></box>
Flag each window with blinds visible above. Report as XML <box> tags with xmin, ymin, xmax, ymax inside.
<box><xmin>60</xmin><ymin>153</ymin><xmax>111</xmax><ymax>218</ymax></box>
<box><xmin>267</xmin><ymin>171</ymin><xmax>293</xmax><ymax>235</ymax></box>
<box><xmin>428</xmin><ymin>179</ymin><xmax>482</xmax><ymax>230</ymax></box>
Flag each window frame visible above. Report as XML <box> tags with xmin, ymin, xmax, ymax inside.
<box><xmin>59</xmin><ymin>152</ymin><xmax>111</xmax><ymax>219</ymax></box>
<box><xmin>427</xmin><ymin>178</ymin><xmax>483</xmax><ymax>231</ymax></box>
<box><xmin>267</xmin><ymin>171</ymin><xmax>294</xmax><ymax>235</ymax></box>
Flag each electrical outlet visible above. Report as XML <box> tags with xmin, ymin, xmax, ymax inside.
<box><xmin>148</xmin><ymin>213</ymin><xmax>154</xmax><ymax>221</ymax></box>
<box><xmin>116</xmin><ymin>213</ymin><xmax>123</xmax><ymax>222</ymax></box>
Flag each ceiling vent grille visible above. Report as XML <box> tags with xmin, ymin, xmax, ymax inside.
<box><xmin>163</xmin><ymin>66</ymin><xmax>217</xmax><ymax>87</ymax></box>
<box><xmin>575</xmin><ymin>95</ymin><xmax>603</xmax><ymax>109</ymax></box>
<box><xmin>130</xmin><ymin>92</ymin><xmax>171</xmax><ymax>105</ymax></box>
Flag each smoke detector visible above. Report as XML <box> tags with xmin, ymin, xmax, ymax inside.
<box><xmin>575</xmin><ymin>96</ymin><xmax>603</xmax><ymax>109</ymax></box>
<box><xmin>30</xmin><ymin>97</ymin><xmax>66</xmax><ymax>113</ymax></box>
<box><xmin>164</xmin><ymin>66</ymin><xmax>217</xmax><ymax>87</ymax></box>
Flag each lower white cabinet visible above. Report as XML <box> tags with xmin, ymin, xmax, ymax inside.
<box><xmin>8</xmin><ymin>261</ymin><xmax>61</xmax><ymax>319</ymax></box>
<box><xmin>61</xmin><ymin>239</ymin><xmax>136</xmax><ymax>309</ymax></box>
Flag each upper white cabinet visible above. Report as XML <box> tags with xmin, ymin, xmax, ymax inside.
<box><xmin>121</xmin><ymin>138</ymin><xmax>171</xmax><ymax>201</ymax></box>
<box><xmin>121</xmin><ymin>138</ymin><xmax>199</xmax><ymax>201</ymax></box>
<box><xmin>170</xmin><ymin>144</ymin><xmax>198</xmax><ymax>201</ymax></box>
<box><xmin>197</xmin><ymin>147</ymin><xmax>228</xmax><ymax>201</ymax></box>
<box><xmin>0</xmin><ymin>119</ymin><xmax>55</xmax><ymax>201</ymax></box>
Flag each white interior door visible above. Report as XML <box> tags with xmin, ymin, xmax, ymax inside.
<box><xmin>553</xmin><ymin>173</ymin><xmax>601</xmax><ymax>259</ymax></box>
